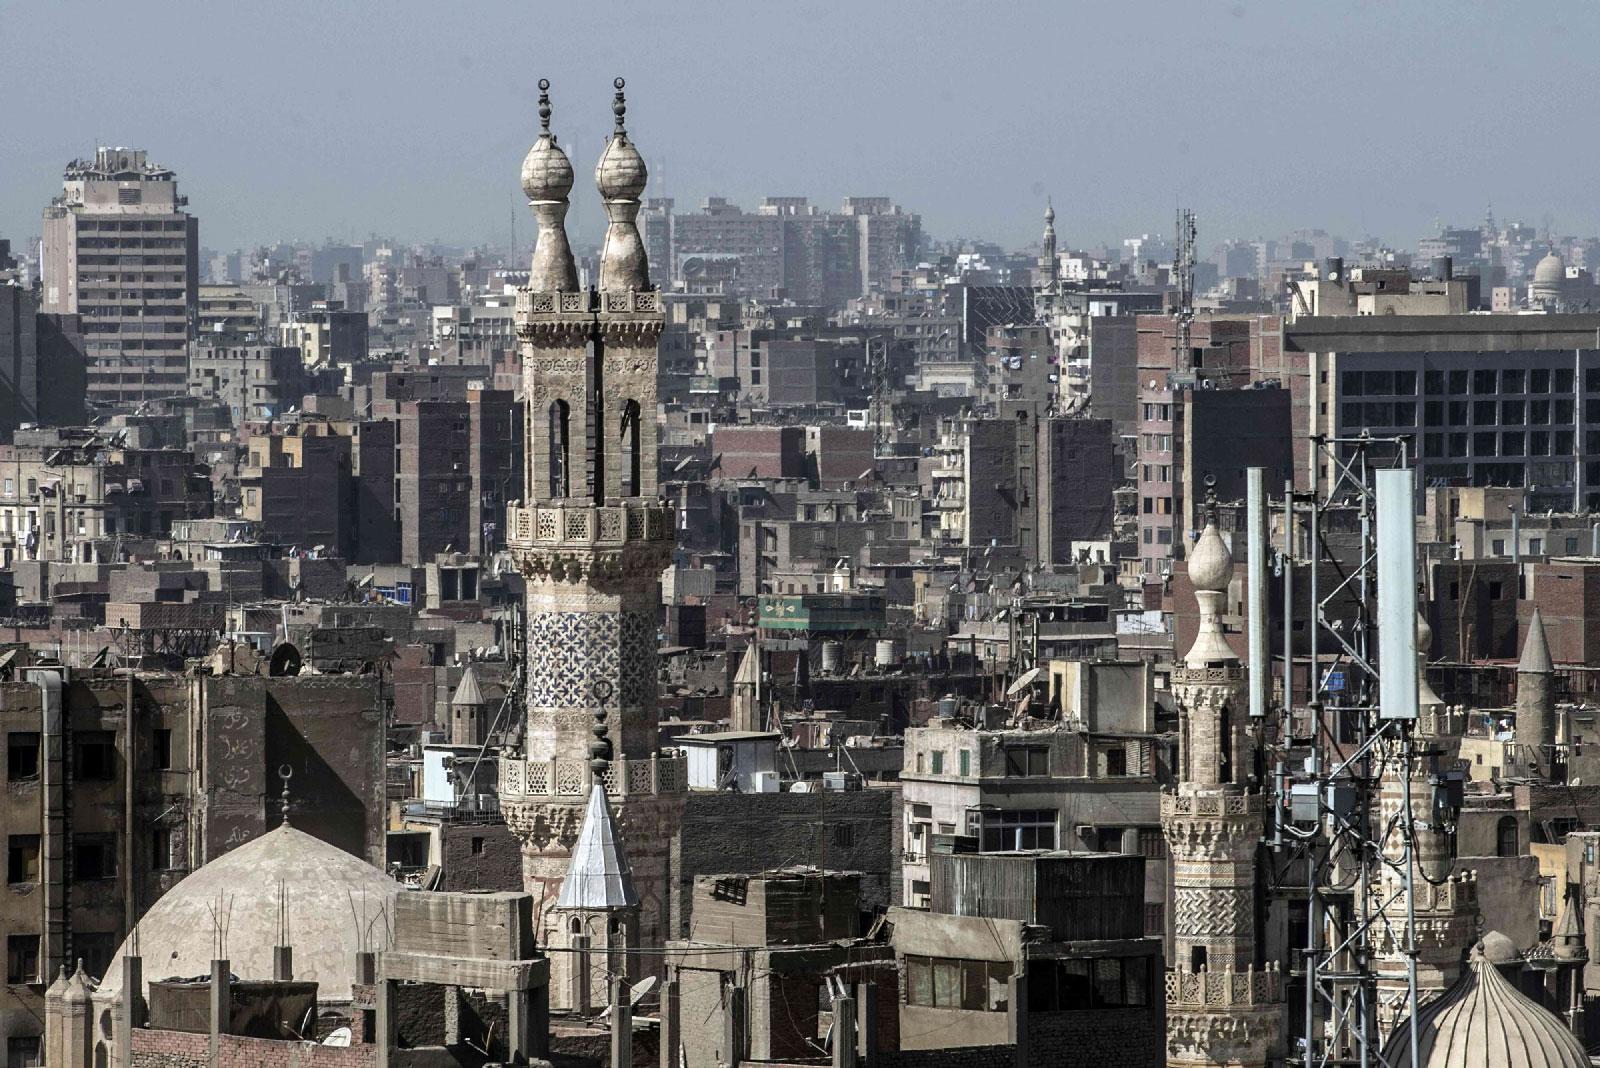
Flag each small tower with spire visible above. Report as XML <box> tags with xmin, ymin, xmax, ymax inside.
<box><xmin>1039</xmin><ymin>199</ymin><xmax>1058</xmax><ymax>286</ymax></box>
<box><xmin>548</xmin><ymin>701</ymin><xmax>639</xmax><ymax>1014</ymax></box>
<box><xmin>730</xmin><ymin>643</ymin><xmax>760</xmax><ymax>732</ymax></box>
<box><xmin>450</xmin><ymin>664</ymin><xmax>487</xmax><ymax>747</ymax></box>
<box><xmin>1516</xmin><ymin>607</ymin><xmax>1557</xmax><ymax>779</ymax></box>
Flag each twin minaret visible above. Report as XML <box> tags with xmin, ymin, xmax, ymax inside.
<box><xmin>500</xmin><ymin>79</ymin><xmax>681</xmax><ymax>1013</ymax></box>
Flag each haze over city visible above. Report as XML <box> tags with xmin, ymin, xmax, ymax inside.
<box><xmin>5</xmin><ymin>0</ymin><xmax>1600</xmax><ymax>249</ymax></box>
<box><xmin>8</xmin><ymin>5</ymin><xmax>1600</xmax><ymax>1068</ymax></box>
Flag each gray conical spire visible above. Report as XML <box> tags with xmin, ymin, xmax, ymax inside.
<box><xmin>451</xmin><ymin>664</ymin><xmax>485</xmax><ymax>707</ymax></box>
<box><xmin>555</xmin><ymin>784</ymin><xmax>638</xmax><ymax>910</ymax></box>
<box><xmin>1553</xmin><ymin>885</ymin><xmax>1587</xmax><ymax>962</ymax></box>
<box><xmin>1519</xmin><ymin>608</ymin><xmax>1554</xmax><ymax>674</ymax></box>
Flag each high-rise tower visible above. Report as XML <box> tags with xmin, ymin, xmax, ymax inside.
<box><xmin>499</xmin><ymin>80</ymin><xmax>682</xmax><ymax>1008</ymax></box>
<box><xmin>1162</xmin><ymin>488</ymin><xmax>1282</xmax><ymax>1068</ymax></box>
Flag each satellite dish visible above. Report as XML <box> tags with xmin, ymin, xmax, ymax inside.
<box><xmin>323</xmin><ymin>1028</ymin><xmax>353</xmax><ymax>1047</ymax></box>
<box><xmin>629</xmin><ymin>975</ymin><xmax>659</xmax><ymax>1007</ymax></box>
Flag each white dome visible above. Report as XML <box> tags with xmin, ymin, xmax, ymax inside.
<box><xmin>521</xmin><ymin>136</ymin><xmax>575</xmax><ymax>203</ymax></box>
<box><xmin>99</xmin><ymin>823</ymin><xmax>398</xmax><ymax>1002</ymax></box>
<box><xmin>1383</xmin><ymin>940</ymin><xmax>1587</xmax><ymax>1068</ymax></box>
<box><xmin>596</xmin><ymin>135</ymin><xmax>647</xmax><ymax>202</ymax></box>
<box><xmin>1533</xmin><ymin>252</ymin><xmax>1565</xmax><ymax>286</ymax></box>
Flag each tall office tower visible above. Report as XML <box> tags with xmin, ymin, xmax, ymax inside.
<box><xmin>41</xmin><ymin>147</ymin><xmax>198</xmax><ymax>409</ymax></box>
<box><xmin>498</xmin><ymin>81</ymin><xmax>682</xmax><ymax>1010</ymax></box>
<box><xmin>1162</xmin><ymin>490</ymin><xmax>1282</xmax><ymax>1068</ymax></box>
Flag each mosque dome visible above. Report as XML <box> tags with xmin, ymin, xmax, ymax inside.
<box><xmin>521</xmin><ymin>80</ymin><xmax>574</xmax><ymax>203</ymax></box>
<box><xmin>1533</xmin><ymin>251</ymin><xmax>1566</xmax><ymax>287</ymax></box>
<box><xmin>98</xmin><ymin>823</ymin><xmax>398</xmax><ymax>1002</ymax></box>
<box><xmin>1188</xmin><ymin>517</ymin><xmax>1232</xmax><ymax>594</ymax></box>
<box><xmin>595</xmin><ymin>79</ymin><xmax>648</xmax><ymax>202</ymax></box>
<box><xmin>1382</xmin><ymin>939</ymin><xmax>1587</xmax><ymax>1068</ymax></box>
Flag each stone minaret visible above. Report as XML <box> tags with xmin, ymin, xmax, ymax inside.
<box><xmin>1374</xmin><ymin>612</ymin><xmax>1477</xmax><ymax>1036</ymax></box>
<box><xmin>450</xmin><ymin>664</ymin><xmax>487</xmax><ymax>747</ymax></box>
<box><xmin>1162</xmin><ymin>492</ymin><xmax>1281</xmax><ymax>1068</ymax></box>
<box><xmin>499</xmin><ymin>79</ymin><xmax>681</xmax><ymax>1009</ymax></box>
<box><xmin>1039</xmin><ymin>199</ymin><xmax>1058</xmax><ymax>286</ymax></box>
<box><xmin>1516</xmin><ymin>607</ymin><xmax>1556</xmax><ymax>780</ymax></box>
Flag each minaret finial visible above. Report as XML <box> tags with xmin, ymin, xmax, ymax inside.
<box><xmin>277</xmin><ymin>763</ymin><xmax>293</xmax><ymax>826</ymax></box>
<box><xmin>612</xmin><ymin>77</ymin><xmax>627</xmax><ymax>135</ymax></box>
<box><xmin>1202</xmin><ymin>473</ymin><xmax>1219</xmax><ymax>525</ymax></box>
<box><xmin>537</xmin><ymin>78</ymin><xmax>552</xmax><ymax>136</ymax></box>
<box><xmin>590</xmin><ymin>680</ymin><xmax>614</xmax><ymax>779</ymax></box>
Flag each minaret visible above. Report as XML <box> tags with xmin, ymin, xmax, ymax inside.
<box><xmin>499</xmin><ymin>78</ymin><xmax>681</xmax><ymax>1010</ymax></box>
<box><xmin>1516</xmin><ymin>607</ymin><xmax>1556</xmax><ymax>780</ymax></box>
<box><xmin>1039</xmin><ymin>199</ymin><xmax>1058</xmax><ymax>286</ymax></box>
<box><xmin>1374</xmin><ymin>612</ymin><xmax>1477</xmax><ymax>1036</ymax></box>
<box><xmin>1551</xmin><ymin>883</ymin><xmax>1587</xmax><ymax>1039</ymax></box>
<box><xmin>730</xmin><ymin>643</ymin><xmax>760</xmax><ymax>732</ymax></box>
<box><xmin>1162</xmin><ymin>487</ymin><xmax>1281</xmax><ymax>1068</ymax></box>
<box><xmin>550</xmin><ymin>699</ymin><xmax>640</xmax><ymax>1014</ymax></box>
<box><xmin>450</xmin><ymin>664</ymin><xmax>487</xmax><ymax>747</ymax></box>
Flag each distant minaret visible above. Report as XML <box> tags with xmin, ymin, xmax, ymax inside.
<box><xmin>499</xmin><ymin>79</ymin><xmax>681</xmax><ymax>1010</ymax></box>
<box><xmin>450</xmin><ymin>664</ymin><xmax>487</xmax><ymax>747</ymax></box>
<box><xmin>1516</xmin><ymin>607</ymin><xmax>1556</xmax><ymax>779</ymax></box>
<box><xmin>1162</xmin><ymin>485</ymin><xmax>1281</xmax><ymax>1068</ymax></box>
<box><xmin>1039</xmin><ymin>199</ymin><xmax>1058</xmax><ymax>286</ymax></box>
<box><xmin>730</xmin><ymin>643</ymin><xmax>760</xmax><ymax>732</ymax></box>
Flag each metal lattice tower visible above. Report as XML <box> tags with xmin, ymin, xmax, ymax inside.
<box><xmin>1263</xmin><ymin>435</ymin><xmax>1457</xmax><ymax>1068</ymax></box>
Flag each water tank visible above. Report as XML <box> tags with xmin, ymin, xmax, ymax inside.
<box><xmin>1323</xmin><ymin>256</ymin><xmax>1343</xmax><ymax>282</ymax></box>
<box><xmin>874</xmin><ymin>639</ymin><xmax>900</xmax><ymax>668</ymax></box>
<box><xmin>821</xmin><ymin>641</ymin><xmax>844</xmax><ymax>675</ymax></box>
<box><xmin>937</xmin><ymin>695</ymin><xmax>959</xmax><ymax>718</ymax></box>
<box><xmin>1431</xmin><ymin>255</ymin><xmax>1453</xmax><ymax>281</ymax></box>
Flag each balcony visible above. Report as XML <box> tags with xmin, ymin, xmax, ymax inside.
<box><xmin>400</xmin><ymin>796</ymin><xmax>502</xmax><ymax>823</ymax></box>
<box><xmin>499</xmin><ymin>754</ymin><xmax>685</xmax><ymax>800</ymax></box>
<box><xmin>505</xmin><ymin>501</ymin><xmax>673</xmax><ymax>550</ymax></box>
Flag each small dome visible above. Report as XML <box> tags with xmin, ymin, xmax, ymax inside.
<box><xmin>1188</xmin><ymin>518</ymin><xmax>1232</xmax><ymax>593</ymax></box>
<box><xmin>596</xmin><ymin>135</ymin><xmax>647</xmax><ymax>202</ymax></box>
<box><xmin>1480</xmin><ymin>929</ymin><xmax>1520</xmax><ymax>965</ymax></box>
<box><xmin>521</xmin><ymin>136</ymin><xmax>574</xmax><ymax>203</ymax></box>
<box><xmin>1533</xmin><ymin>251</ymin><xmax>1565</xmax><ymax>286</ymax></box>
<box><xmin>1384</xmin><ymin>940</ymin><xmax>1587</xmax><ymax>1068</ymax></box>
<box><xmin>99</xmin><ymin>823</ymin><xmax>398</xmax><ymax>1002</ymax></box>
<box><xmin>595</xmin><ymin>78</ymin><xmax>647</xmax><ymax>202</ymax></box>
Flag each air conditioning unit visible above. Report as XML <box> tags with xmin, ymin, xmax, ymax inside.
<box><xmin>823</xmin><ymin>771</ymin><xmax>862</xmax><ymax>792</ymax></box>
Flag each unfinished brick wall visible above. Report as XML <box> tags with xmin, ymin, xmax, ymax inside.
<box><xmin>131</xmin><ymin>1028</ymin><xmax>376</xmax><ymax>1068</ymax></box>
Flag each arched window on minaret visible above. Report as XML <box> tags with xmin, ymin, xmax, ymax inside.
<box><xmin>620</xmin><ymin>400</ymin><xmax>641</xmax><ymax>497</ymax></box>
<box><xmin>548</xmin><ymin>400</ymin><xmax>570</xmax><ymax>498</ymax></box>
<box><xmin>1219</xmin><ymin>701</ymin><xmax>1234</xmax><ymax>784</ymax></box>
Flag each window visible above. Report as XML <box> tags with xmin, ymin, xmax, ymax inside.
<box><xmin>834</xmin><ymin>824</ymin><xmax>855</xmax><ymax>849</ymax></box>
<box><xmin>152</xmin><ymin>728</ymin><xmax>172</xmax><ymax>771</ymax></box>
<box><xmin>6</xmin><ymin>733</ymin><xmax>38</xmax><ymax>781</ymax></box>
<box><xmin>1138</xmin><ymin>828</ymin><xmax>1168</xmax><ymax>859</ymax></box>
<box><xmin>6</xmin><ymin>935</ymin><xmax>39</xmax><ymax>984</ymax></box>
<box><xmin>151</xmin><ymin>827</ymin><xmax>175</xmax><ymax>871</ymax></box>
<box><xmin>1144</xmin><ymin>903</ymin><xmax>1164</xmax><ymax>936</ymax></box>
<box><xmin>73</xmin><ymin>732</ymin><xmax>116</xmax><ymax>780</ymax></box>
<box><xmin>957</xmin><ymin>749</ymin><xmax>970</xmax><ymax>776</ymax></box>
<box><xmin>904</xmin><ymin>955</ymin><xmax>1012</xmax><ymax>1011</ymax></box>
<box><xmin>930</xmin><ymin>751</ymin><xmax>944</xmax><ymax>775</ymax></box>
<box><xmin>1004</xmin><ymin>747</ymin><xmax>1049</xmax><ymax>777</ymax></box>
<box><xmin>1105</xmin><ymin>748</ymin><xmax>1128</xmax><ymax>776</ymax></box>
<box><xmin>7</xmin><ymin>836</ymin><xmax>39</xmax><ymax>884</ymax></box>
<box><xmin>1497</xmin><ymin>816</ymin><xmax>1519</xmax><ymax>858</ymax></box>
<box><xmin>72</xmin><ymin>835</ymin><xmax>116</xmax><ymax>881</ymax></box>
<box><xmin>980</xmin><ymin>810</ymin><xmax>1056</xmax><ymax>851</ymax></box>
<box><xmin>76</xmin><ymin>933</ymin><xmax>115</xmax><ymax>980</ymax></box>
<box><xmin>1026</xmin><ymin>956</ymin><xmax>1148</xmax><ymax>1011</ymax></box>
<box><xmin>470</xmin><ymin>836</ymin><xmax>485</xmax><ymax>856</ymax></box>
<box><xmin>8</xmin><ymin>1036</ymin><xmax>41</xmax><ymax>1068</ymax></box>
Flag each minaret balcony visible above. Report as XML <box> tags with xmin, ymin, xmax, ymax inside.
<box><xmin>500</xmin><ymin>753</ymin><xmax>686</xmax><ymax>801</ymax></box>
<box><xmin>1165</xmin><ymin>962</ymin><xmax>1283</xmax><ymax>1010</ymax></box>
<box><xmin>513</xmin><ymin>287</ymin><xmax>662</xmax><ymax>320</ymax></box>
<box><xmin>507</xmin><ymin>501</ymin><xmax>674</xmax><ymax>552</ymax></box>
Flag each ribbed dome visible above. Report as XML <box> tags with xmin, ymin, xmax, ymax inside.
<box><xmin>1188</xmin><ymin>518</ymin><xmax>1232</xmax><ymax>593</ymax></box>
<box><xmin>98</xmin><ymin>823</ymin><xmax>398</xmax><ymax>1001</ymax></box>
<box><xmin>1383</xmin><ymin>941</ymin><xmax>1587</xmax><ymax>1068</ymax></box>
<box><xmin>1534</xmin><ymin>252</ymin><xmax>1566</xmax><ymax>285</ymax></box>
<box><xmin>522</xmin><ymin>135</ymin><xmax>574</xmax><ymax>203</ymax></box>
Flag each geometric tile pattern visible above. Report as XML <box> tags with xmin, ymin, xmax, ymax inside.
<box><xmin>527</xmin><ymin>609</ymin><xmax>655</xmax><ymax>710</ymax></box>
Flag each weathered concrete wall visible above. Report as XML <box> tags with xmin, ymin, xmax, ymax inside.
<box><xmin>672</xmin><ymin>788</ymin><xmax>899</xmax><ymax>938</ymax></box>
<box><xmin>438</xmin><ymin>821</ymin><xmax>523</xmax><ymax>892</ymax></box>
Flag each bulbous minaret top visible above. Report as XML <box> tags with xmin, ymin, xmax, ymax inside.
<box><xmin>1185</xmin><ymin>483</ymin><xmax>1238</xmax><ymax>669</ymax></box>
<box><xmin>522</xmin><ymin>79</ymin><xmax>579</xmax><ymax>292</ymax></box>
<box><xmin>596</xmin><ymin>77</ymin><xmax>651</xmax><ymax>293</ymax></box>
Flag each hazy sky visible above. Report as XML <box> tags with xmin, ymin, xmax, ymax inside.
<box><xmin>4</xmin><ymin>0</ymin><xmax>1598</xmax><ymax>255</ymax></box>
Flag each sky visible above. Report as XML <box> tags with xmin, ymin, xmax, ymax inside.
<box><xmin>3</xmin><ymin>0</ymin><xmax>1599</xmax><ymax>255</ymax></box>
